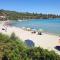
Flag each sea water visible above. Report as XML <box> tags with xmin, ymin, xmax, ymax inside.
<box><xmin>11</xmin><ymin>18</ymin><xmax>60</xmax><ymax>36</ymax></box>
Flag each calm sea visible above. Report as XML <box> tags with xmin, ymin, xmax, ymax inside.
<box><xmin>11</xmin><ymin>18</ymin><xmax>60</xmax><ymax>36</ymax></box>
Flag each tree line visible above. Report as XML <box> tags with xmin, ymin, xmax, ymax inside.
<box><xmin>0</xmin><ymin>9</ymin><xmax>60</xmax><ymax>20</ymax></box>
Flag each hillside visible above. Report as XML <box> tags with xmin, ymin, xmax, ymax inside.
<box><xmin>0</xmin><ymin>9</ymin><xmax>60</xmax><ymax>20</ymax></box>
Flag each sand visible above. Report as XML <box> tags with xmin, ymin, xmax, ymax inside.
<box><xmin>0</xmin><ymin>23</ymin><xmax>60</xmax><ymax>54</ymax></box>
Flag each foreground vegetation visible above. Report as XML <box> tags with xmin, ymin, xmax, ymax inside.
<box><xmin>0</xmin><ymin>33</ymin><xmax>60</xmax><ymax>60</ymax></box>
<box><xmin>0</xmin><ymin>9</ymin><xmax>60</xmax><ymax>20</ymax></box>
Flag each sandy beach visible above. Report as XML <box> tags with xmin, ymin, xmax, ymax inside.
<box><xmin>0</xmin><ymin>23</ymin><xmax>60</xmax><ymax>54</ymax></box>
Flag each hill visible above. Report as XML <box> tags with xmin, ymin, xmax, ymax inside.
<box><xmin>0</xmin><ymin>9</ymin><xmax>60</xmax><ymax>20</ymax></box>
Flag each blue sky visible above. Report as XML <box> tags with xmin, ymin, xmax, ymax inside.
<box><xmin>0</xmin><ymin>0</ymin><xmax>60</xmax><ymax>14</ymax></box>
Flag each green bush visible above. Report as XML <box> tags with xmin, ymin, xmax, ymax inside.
<box><xmin>0</xmin><ymin>33</ymin><xmax>60</xmax><ymax>60</ymax></box>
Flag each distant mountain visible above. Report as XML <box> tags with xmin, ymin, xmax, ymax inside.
<box><xmin>0</xmin><ymin>9</ymin><xmax>60</xmax><ymax>20</ymax></box>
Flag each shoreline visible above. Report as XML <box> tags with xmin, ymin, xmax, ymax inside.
<box><xmin>0</xmin><ymin>20</ymin><xmax>60</xmax><ymax>36</ymax></box>
<box><xmin>20</xmin><ymin>26</ymin><xmax>60</xmax><ymax>37</ymax></box>
<box><xmin>0</xmin><ymin>22</ymin><xmax>60</xmax><ymax>54</ymax></box>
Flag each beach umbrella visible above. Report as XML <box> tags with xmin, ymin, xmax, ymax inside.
<box><xmin>26</xmin><ymin>28</ymin><xmax>31</xmax><ymax>31</ymax></box>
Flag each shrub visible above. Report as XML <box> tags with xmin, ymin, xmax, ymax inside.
<box><xmin>0</xmin><ymin>33</ymin><xmax>60</xmax><ymax>60</ymax></box>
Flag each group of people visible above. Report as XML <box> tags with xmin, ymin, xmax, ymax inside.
<box><xmin>22</xmin><ymin>27</ymin><xmax>42</xmax><ymax>35</ymax></box>
<box><xmin>2</xmin><ymin>20</ymin><xmax>11</xmax><ymax>32</ymax></box>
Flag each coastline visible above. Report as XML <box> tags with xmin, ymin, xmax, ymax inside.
<box><xmin>0</xmin><ymin>23</ymin><xmax>60</xmax><ymax>54</ymax></box>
